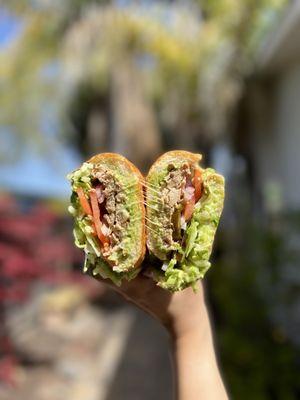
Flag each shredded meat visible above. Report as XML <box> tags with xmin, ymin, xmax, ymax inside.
<box><xmin>159</xmin><ymin>163</ymin><xmax>192</xmax><ymax>248</ymax></box>
<box><xmin>103</xmin><ymin>213</ymin><xmax>115</xmax><ymax>226</ymax></box>
<box><xmin>105</xmin><ymin>196</ymin><xmax>116</xmax><ymax>213</ymax></box>
<box><xmin>93</xmin><ymin>167</ymin><xmax>130</xmax><ymax>259</ymax></box>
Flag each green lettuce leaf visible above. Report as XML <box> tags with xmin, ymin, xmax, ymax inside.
<box><xmin>84</xmin><ymin>254</ymin><xmax>141</xmax><ymax>286</ymax></box>
<box><xmin>155</xmin><ymin>168</ymin><xmax>225</xmax><ymax>292</ymax></box>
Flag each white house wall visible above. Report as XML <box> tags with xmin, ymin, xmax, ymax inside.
<box><xmin>254</xmin><ymin>63</ymin><xmax>300</xmax><ymax>211</ymax></box>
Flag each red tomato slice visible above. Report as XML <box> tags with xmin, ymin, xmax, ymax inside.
<box><xmin>90</xmin><ymin>190</ymin><xmax>109</xmax><ymax>247</ymax></box>
<box><xmin>183</xmin><ymin>195</ymin><xmax>195</xmax><ymax>222</ymax></box>
<box><xmin>193</xmin><ymin>169</ymin><xmax>202</xmax><ymax>203</ymax></box>
<box><xmin>76</xmin><ymin>187</ymin><xmax>93</xmax><ymax>216</ymax></box>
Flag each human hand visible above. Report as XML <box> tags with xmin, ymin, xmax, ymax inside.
<box><xmin>96</xmin><ymin>265</ymin><xmax>209</xmax><ymax>341</ymax></box>
<box><xmin>95</xmin><ymin>264</ymin><xmax>228</xmax><ymax>399</ymax></box>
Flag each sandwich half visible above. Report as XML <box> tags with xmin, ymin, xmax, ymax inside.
<box><xmin>67</xmin><ymin>153</ymin><xmax>145</xmax><ymax>285</ymax></box>
<box><xmin>145</xmin><ymin>150</ymin><xmax>225</xmax><ymax>291</ymax></box>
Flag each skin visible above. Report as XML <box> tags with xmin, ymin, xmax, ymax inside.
<box><xmin>98</xmin><ymin>268</ymin><xmax>229</xmax><ymax>400</ymax></box>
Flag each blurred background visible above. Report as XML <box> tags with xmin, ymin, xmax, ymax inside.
<box><xmin>0</xmin><ymin>0</ymin><xmax>300</xmax><ymax>399</ymax></box>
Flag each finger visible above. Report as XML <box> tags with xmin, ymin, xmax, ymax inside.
<box><xmin>86</xmin><ymin>270</ymin><xmax>117</xmax><ymax>290</ymax></box>
<box><xmin>87</xmin><ymin>265</ymin><xmax>161</xmax><ymax>300</ymax></box>
<box><xmin>87</xmin><ymin>270</ymin><xmax>145</xmax><ymax>300</ymax></box>
<box><xmin>118</xmin><ymin>271</ymin><xmax>156</xmax><ymax>293</ymax></box>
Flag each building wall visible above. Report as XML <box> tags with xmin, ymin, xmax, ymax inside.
<box><xmin>253</xmin><ymin>63</ymin><xmax>300</xmax><ymax>211</ymax></box>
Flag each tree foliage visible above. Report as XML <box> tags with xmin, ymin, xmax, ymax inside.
<box><xmin>209</xmin><ymin>211</ymin><xmax>300</xmax><ymax>399</ymax></box>
<box><xmin>0</xmin><ymin>0</ymin><xmax>287</xmax><ymax>159</ymax></box>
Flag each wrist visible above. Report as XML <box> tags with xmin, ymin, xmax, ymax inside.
<box><xmin>167</xmin><ymin>299</ymin><xmax>210</xmax><ymax>342</ymax></box>
<box><xmin>165</xmin><ymin>289</ymin><xmax>210</xmax><ymax>341</ymax></box>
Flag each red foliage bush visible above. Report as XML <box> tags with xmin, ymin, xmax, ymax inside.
<box><xmin>0</xmin><ymin>193</ymin><xmax>91</xmax><ymax>385</ymax></box>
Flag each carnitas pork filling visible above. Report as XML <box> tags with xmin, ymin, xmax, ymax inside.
<box><xmin>156</xmin><ymin>162</ymin><xmax>202</xmax><ymax>255</ymax></box>
<box><xmin>91</xmin><ymin>166</ymin><xmax>130</xmax><ymax>260</ymax></box>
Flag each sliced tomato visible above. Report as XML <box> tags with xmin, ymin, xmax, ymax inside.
<box><xmin>90</xmin><ymin>190</ymin><xmax>110</xmax><ymax>247</ymax></box>
<box><xmin>193</xmin><ymin>168</ymin><xmax>202</xmax><ymax>203</ymax></box>
<box><xmin>183</xmin><ymin>195</ymin><xmax>195</xmax><ymax>222</ymax></box>
<box><xmin>76</xmin><ymin>187</ymin><xmax>93</xmax><ymax>216</ymax></box>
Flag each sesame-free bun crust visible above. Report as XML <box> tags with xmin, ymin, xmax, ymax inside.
<box><xmin>87</xmin><ymin>153</ymin><xmax>146</xmax><ymax>269</ymax></box>
<box><xmin>147</xmin><ymin>150</ymin><xmax>202</xmax><ymax>177</ymax></box>
<box><xmin>146</xmin><ymin>150</ymin><xmax>203</xmax><ymax>259</ymax></box>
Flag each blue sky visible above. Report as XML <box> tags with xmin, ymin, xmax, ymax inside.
<box><xmin>0</xmin><ymin>3</ymin><xmax>198</xmax><ymax>199</ymax></box>
<box><xmin>0</xmin><ymin>9</ymin><xmax>22</xmax><ymax>47</ymax></box>
<box><xmin>0</xmin><ymin>8</ymin><xmax>81</xmax><ymax>199</ymax></box>
<box><xmin>0</xmin><ymin>144</ymin><xmax>81</xmax><ymax>198</ymax></box>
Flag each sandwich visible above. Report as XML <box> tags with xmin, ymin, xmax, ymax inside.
<box><xmin>67</xmin><ymin>153</ymin><xmax>145</xmax><ymax>285</ymax></box>
<box><xmin>145</xmin><ymin>150</ymin><xmax>225</xmax><ymax>291</ymax></box>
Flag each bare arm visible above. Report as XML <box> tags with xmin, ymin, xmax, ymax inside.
<box><xmin>170</xmin><ymin>285</ymin><xmax>228</xmax><ymax>400</ymax></box>
<box><xmin>100</xmin><ymin>272</ymin><xmax>228</xmax><ymax>400</ymax></box>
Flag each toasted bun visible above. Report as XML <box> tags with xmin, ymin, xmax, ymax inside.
<box><xmin>147</xmin><ymin>150</ymin><xmax>202</xmax><ymax>178</ymax></box>
<box><xmin>87</xmin><ymin>153</ymin><xmax>146</xmax><ymax>269</ymax></box>
<box><xmin>145</xmin><ymin>150</ymin><xmax>203</xmax><ymax>259</ymax></box>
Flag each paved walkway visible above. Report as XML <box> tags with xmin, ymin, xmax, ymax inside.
<box><xmin>0</xmin><ymin>285</ymin><xmax>174</xmax><ymax>400</ymax></box>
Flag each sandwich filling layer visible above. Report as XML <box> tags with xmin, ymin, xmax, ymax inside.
<box><xmin>146</xmin><ymin>155</ymin><xmax>224</xmax><ymax>291</ymax></box>
<box><xmin>68</xmin><ymin>160</ymin><xmax>144</xmax><ymax>274</ymax></box>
